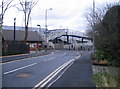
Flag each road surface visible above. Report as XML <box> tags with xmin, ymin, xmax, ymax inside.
<box><xmin>2</xmin><ymin>50</ymin><xmax>80</xmax><ymax>88</ymax></box>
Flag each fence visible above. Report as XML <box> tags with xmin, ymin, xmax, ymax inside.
<box><xmin>2</xmin><ymin>42</ymin><xmax>30</xmax><ymax>56</ymax></box>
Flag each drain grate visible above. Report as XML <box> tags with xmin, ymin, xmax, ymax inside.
<box><xmin>17</xmin><ymin>73</ymin><xmax>31</xmax><ymax>78</ymax></box>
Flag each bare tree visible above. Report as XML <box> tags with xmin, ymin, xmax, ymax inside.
<box><xmin>86</xmin><ymin>4</ymin><xmax>112</xmax><ymax>28</ymax></box>
<box><xmin>18</xmin><ymin>0</ymin><xmax>39</xmax><ymax>43</ymax></box>
<box><xmin>0</xmin><ymin>0</ymin><xmax>14</xmax><ymax>24</ymax></box>
<box><xmin>85</xmin><ymin>3</ymin><xmax>115</xmax><ymax>38</ymax></box>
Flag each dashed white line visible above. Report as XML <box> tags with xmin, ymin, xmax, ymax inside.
<box><xmin>1</xmin><ymin>52</ymin><xmax>54</xmax><ymax>65</ymax></box>
<box><xmin>4</xmin><ymin>63</ymin><xmax>37</xmax><ymax>75</ymax></box>
<box><xmin>44</xmin><ymin>57</ymin><xmax>55</xmax><ymax>62</ymax></box>
<box><xmin>62</xmin><ymin>52</ymin><xmax>67</xmax><ymax>56</ymax></box>
<box><xmin>3</xmin><ymin>56</ymin><xmax>55</xmax><ymax>75</ymax></box>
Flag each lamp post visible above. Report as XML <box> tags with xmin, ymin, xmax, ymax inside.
<box><xmin>13</xmin><ymin>11</ymin><xmax>21</xmax><ymax>42</ymax></box>
<box><xmin>45</xmin><ymin>8</ymin><xmax>52</xmax><ymax>44</ymax></box>
<box><xmin>37</xmin><ymin>24</ymin><xmax>41</xmax><ymax>44</ymax></box>
<box><xmin>14</xmin><ymin>18</ymin><xmax>16</xmax><ymax>42</ymax></box>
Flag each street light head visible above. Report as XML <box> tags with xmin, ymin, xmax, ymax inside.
<box><xmin>49</xmin><ymin>8</ymin><xmax>53</xmax><ymax>10</ymax></box>
<box><xmin>14</xmin><ymin>18</ymin><xmax>16</xmax><ymax>20</ymax></box>
<box><xmin>37</xmin><ymin>24</ymin><xmax>40</xmax><ymax>26</ymax></box>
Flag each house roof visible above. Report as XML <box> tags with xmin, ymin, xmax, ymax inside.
<box><xmin>2</xmin><ymin>30</ymin><xmax>44</xmax><ymax>42</ymax></box>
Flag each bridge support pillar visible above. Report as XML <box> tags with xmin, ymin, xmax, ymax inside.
<box><xmin>67</xmin><ymin>35</ymin><xmax>69</xmax><ymax>43</ymax></box>
<box><xmin>82</xmin><ymin>38</ymin><xmax>83</xmax><ymax>43</ymax></box>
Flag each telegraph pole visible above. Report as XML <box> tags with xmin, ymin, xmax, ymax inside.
<box><xmin>93</xmin><ymin>0</ymin><xmax>95</xmax><ymax>53</ymax></box>
<box><xmin>45</xmin><ymin>8</ymin><xmax>52</xmax><ymax>46</ymax></box>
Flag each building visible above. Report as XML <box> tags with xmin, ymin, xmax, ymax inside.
<box><xmin>2</xmin><ymin>30</ymin><xmax>44</xmax><ymax>50</ymax></box>
<box><xmin>2</xmin><ymin>26</ymin><xmax>68</xmax><ymax>49</ymax></box>
<box><xmin>2</xmin><ymin>26</ymin><xmax>92</xmax><ymax>50</ymax></box>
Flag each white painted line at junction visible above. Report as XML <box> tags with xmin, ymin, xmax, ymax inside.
<box><xmin>4</xmin><ymin>63</ymin><xmax>37</xmax><ymax>75</ymax></box>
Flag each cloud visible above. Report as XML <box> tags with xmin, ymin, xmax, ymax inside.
<box><xmin>30</xmin><ymin>0</ymin><xmax>94</xmax><ymax>32</ymax></box>
<box><xmin>3</xmin><ymin>0</ymin><xmax>119</xmax><ymax>33</ymax></box>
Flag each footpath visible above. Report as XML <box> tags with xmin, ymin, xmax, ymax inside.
<box><xmin>51</xmin><ymin>51</ymin><xmax>96</xmax><ymax>88</ymax></box>
<box><xmin>1</xmin><ymin>50</ymin><xmax>53</xmax><ymax>63</ymax></box>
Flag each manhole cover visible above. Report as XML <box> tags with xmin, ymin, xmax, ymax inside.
<box><xmin>17</xmin><ymin>73</ymin><xmax>31</xmax><ymax>78</ymax></box>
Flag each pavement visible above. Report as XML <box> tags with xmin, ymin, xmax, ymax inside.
<box><xmin>50</xmin><ymin>51</ymin><xmax>96</xmax><ymax>88</ymax></box>
<box><xmin>1</xmin><ymin>50</ymin><xmax>53</xmax><ymax>63</ymax></box>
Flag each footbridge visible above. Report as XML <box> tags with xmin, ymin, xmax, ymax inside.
<box><xmin>50</xmin><ymin>34</ymin><xmax>92</xmax><ymax>44</ymax></box>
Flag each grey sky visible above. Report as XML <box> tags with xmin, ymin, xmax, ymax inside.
<box><xmin>2</xmin><ymin>0</ymin><xmax>119</xmax><ymax>32</ymax></box>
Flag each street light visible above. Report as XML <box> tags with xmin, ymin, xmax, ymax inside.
<box><xmin>14</xmin><ymin>18</ymin><xmax>16</xmax><ymax>42</ymax></box>
<box><xmin>13</xmin><ymin>11</ymin><xmax>21</xmax><ymax>42</ymax></box>
<box><xmin>45</xmin><ymin>8</ymin><xmax>53</xmax><ymax>44</ymax></box>
<box><xmin>37</xmin><ymin>24</ymin><xmax>41</xmax><ymax>44</ymax></box>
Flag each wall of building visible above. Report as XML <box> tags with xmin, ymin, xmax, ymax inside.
<box><xmin>54</xmin><ymin>42</ymin><xmax>64</xmax><ymax>50</ymax></box>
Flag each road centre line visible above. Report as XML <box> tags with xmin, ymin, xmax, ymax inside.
<box><xmin>46</xmin><ymin>61</ymin><xmax>75</xmax><ymax>88</ymax></box>
<box><xmin>1</xmin><ymin>52</ymin><xmax>54</xmax><ymax>65</ymax></box>
<box><xmin>4</xmin><ymin>57</ymin><xmax>56</xmax><ymax>75</ymax></box>
<box><xmin>43</xmin><ymin>57</ymin><xmax>55</xmax><ymax>62</ymax></box>
<box><xmin>42</xmin><ymin>52</ymin><xmax>53</xmax><ymax>57</ymax></box>
<box><xmin>4</xmin><ymin>63</ymin><xmax>37</xmax><ymax>75</ymax></box>
<box><xmin>41</xmin><ymin>55</ymin><xmax>81</xmax><ymax>88</ymax></box>
<box><xmin>39</xmin><ymin>60</ymin><xmax>75</xmax><ymax>88</ymax></box>
<box><xmin>62</xmin><ymin>52</ymin><xmax>67</xmax><ymax>56</ymax></box>
<box><xmin>38</xmin><ymin>59</ymin><xmax>75</xmax><ymax>88</ymax></box>
<box><xmin>32</xmin><ymin>58</ymin><xmax>76</xmax><ymax>89</ymax></box>
<box><xmin>1</xmin><ymin>57</ymin><xmax>34</xmax><ymax>65</ymax></box>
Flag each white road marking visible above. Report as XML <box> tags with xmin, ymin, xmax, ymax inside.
<box><xmin>46</xmin><ymin>53</ymin><xmax>81</xmax><ymax>88</ymax></box>
<box><xmin>1</xmin><ymin>52</ymin><xmax>54</xmax><ymax>65</ymax></box>
<box><xmin>43</xmin><ymin>57</ymin><xmax>55</xmax><ymax>62</ymax></box>
<box><xmin>46</xmin><ymin>61</ymin><xmax>74</xmax><ymax>88</ymax></box>
<box><xmin>75</xmin><ymin>55</ymin><xmax>81</xmax><ymax>59</ymax></box>
<box><xmin>62</xmin><ymin>52</ymin><xmax>67</xmax><ymax>56</ymax></box>
<box><xmin>32</xmin><ymin>53</ymin><xmax>81</xmax><ymax>89</ymax></box>
<box><xmin>1</xmin><ymin>57</ymin><xmax>33</xmax><ymax>65</ymax></box>
<box><xmin>4</xmin><ymin>63</ymin><xmax>37</xmax><ymax>75</ymax></box>
<box><xmin>32</xmin><ymin>58</ymin><xmax>76</xmax><ymax>89</ymax></box>
<box><xmin>39</xmin><ymin>60</ymin><xmax>75</xmax><ymax>88</ymax></box>
<box><xmin>43</xmin><ymin>52</ymin><xmax>54</xmax><ymax>57</ymax></box>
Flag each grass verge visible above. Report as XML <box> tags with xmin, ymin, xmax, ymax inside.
<box><xmin>93</xmin><ymin>65</ymin><xmax>119</xmax><ymax>88</ymax></box>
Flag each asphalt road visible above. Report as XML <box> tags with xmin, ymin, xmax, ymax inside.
<box><xmin>2</xmin><ymin>50</ymin><xmax>80</xmax><ymax>88</ymax></box>
<box><xmin>1</xmin><ymin>50</ymin><xmax>52</xmax><ymax>63</ymax></box>
<box><xmin>51</xmin><ymin>51</ymin><xmax>96</xmax><ymax>88</ymax></box>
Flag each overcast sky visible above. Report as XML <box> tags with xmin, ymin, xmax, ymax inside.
<box><xmin>2</xmin><ymin>0</ymin><xmax>119</xmax><ymax>32</ymax></box>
